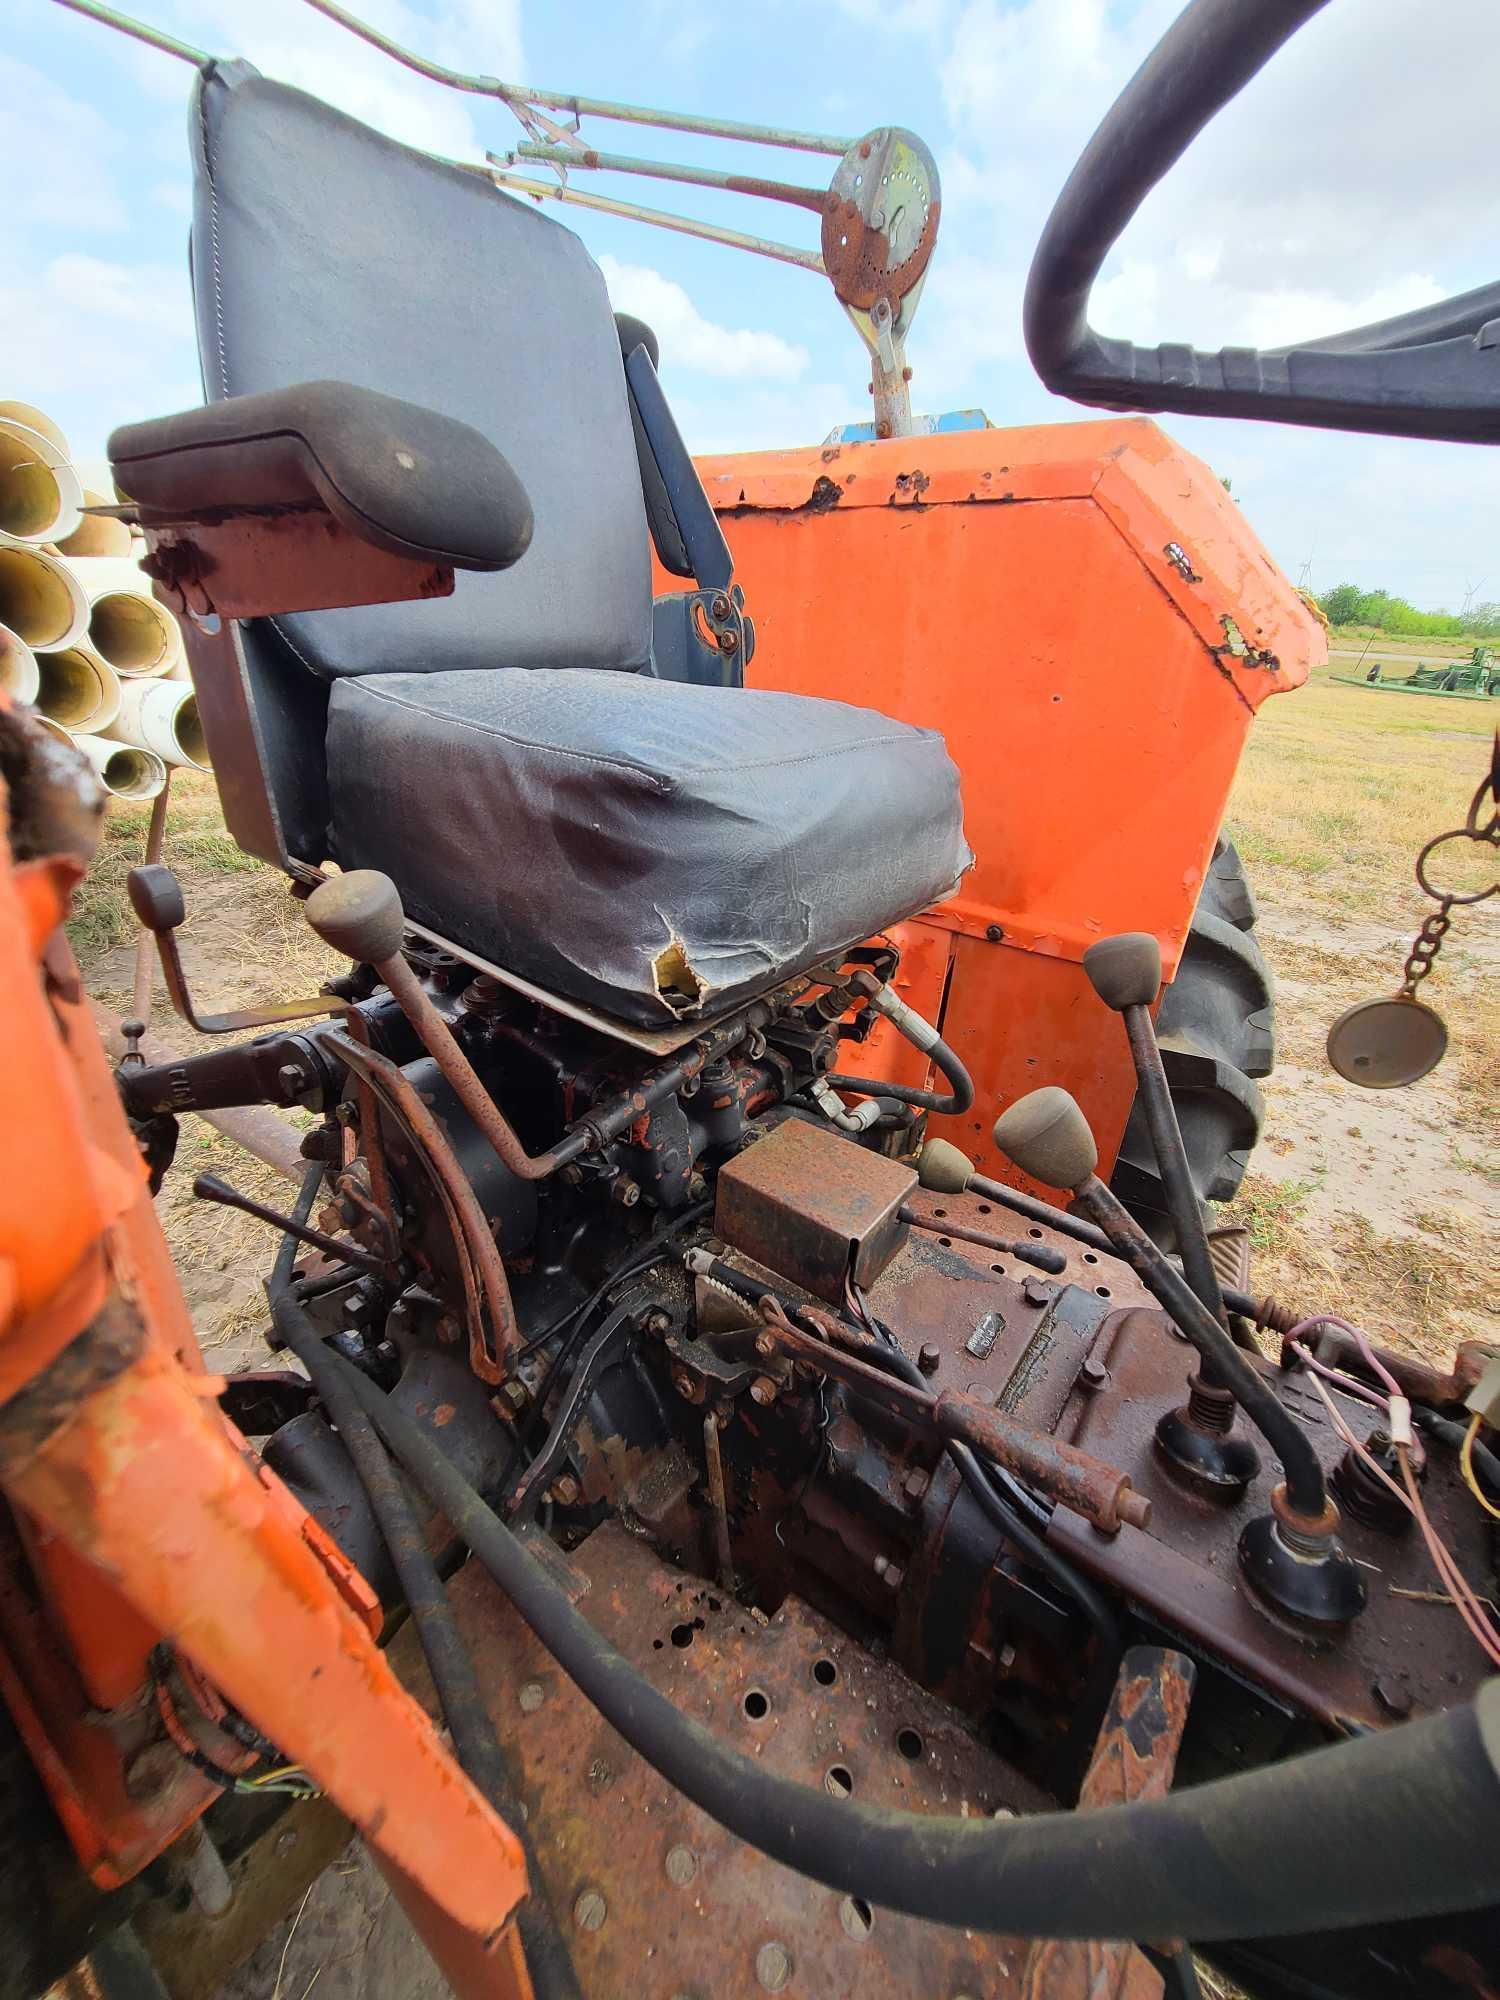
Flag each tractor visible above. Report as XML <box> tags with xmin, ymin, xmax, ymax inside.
<box><xmin>2</xmin><ymin>3</ymin><xmax>1498</xmax><ymax>1999</ymax></box>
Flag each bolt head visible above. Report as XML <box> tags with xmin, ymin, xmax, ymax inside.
<box><xmin>276</xmin><ymin>1062</ymin><xmax>303</xmax><ymax>1098</ymax></box>
<box><xmin>749</xmin><ymin>1374</ymin><xmax>778</xmax><ymax>1406</ymax></box>
<box><xmin>517</xmin><ymin>1680</ymin><xmax>545</xmax><ymax>1714</ymax></box>
<box><xmin>755</xmin><ymin>1941</ymin><xmax>793</xmax><ymax>1992</ymax></box>
<box><xmin>664</xmin><ymin>1843</ymin><xmax>698</xmax><ymax>1885</ymax></box>
<box><xmin>917</xmin><ymin>1342</ymin><xmax>941</xmax><ymax>1375</ymax></box>
<box><xmin>573</xmin><ymin>1889</ymin><xmax>607</xmax><ymax>1933</ymax></box>
<box><xmin>549</xmin><ymin>1474</ymin><xmax>580</xmax><ymax>1508</ymax></box>
<box><xmin>903</xmin><ymin>1467</ymin><xmax>931</xmax><ymax>1503</ymax></box>
<box><xmin>985</xmin><ymin>923</ymin><xmax>1005</xmax><ymax>943</ymax></box>
<box><xmin>501</xmin><ymin>1379</ymin><xmax>529</xmax><ymax>1411</ymax></box>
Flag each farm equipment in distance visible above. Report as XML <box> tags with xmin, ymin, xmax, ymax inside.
<box><xmin>1334</xmin><ymin>642</ymin><xmax>1500</xmax><ymax>698</ymax></box>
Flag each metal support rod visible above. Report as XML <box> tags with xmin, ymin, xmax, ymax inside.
<box><xmin>192</xmin><ymin>1172</ymin><xmax>387</xmax><ymax>1280</ymax></box>
<box><xmin>299</xmin><ymin>0</ymin><xmax>852</xmax><ymax>151</ymax></box>
<box><xmin>900</xmin><ymin>1205</ymin><xmax>1066</xmax><ymax>1276</ymax></box>
<box><xmin>510</xmin><ymin>142</ymin><xmax>828</xmax><ymax>213</ymax></box>
<box><xmin>703</xmin><ymin>1412</ymin><xmax>735</xmax><ymax>1590</ymax></box>
<box><xmin>50</xmin><ymin>0</ymin><xmax>208</xmax><ymax>63</ymax></box>
<box><xmin>1120</xmin><ymin>1007</ymin><xmax>1228</xmax><ymax>1328</ymax></box>
<box><xmin>487</xmin><ymin>168</ymin><xmax>824</xmax><ymax>274</ymax></box>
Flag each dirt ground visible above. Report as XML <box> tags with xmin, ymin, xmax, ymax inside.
<box><xmin>62</xmin><ymin>646</ymin><xmax>1498</xmax><ymax>1997</ymax></box>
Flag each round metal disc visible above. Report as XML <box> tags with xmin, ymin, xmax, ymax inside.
<box><xmin>823</xmin><ymin>127</ymin><xmax>941</xmax><ymax>312</ymax></box>
<box><xmin>1326</xmin><ymin>996</ymin><xmax>1448</xmax><ymax>1088</ymax></box>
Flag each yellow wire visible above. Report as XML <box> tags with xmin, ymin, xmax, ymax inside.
<box><xmin>247</xmin><ymin>1764</ymin><xmax>306</xmax><ymax>1786</ymax></box>
<box><xmin>1461</xmin><ymin>1414</ymin><xmax>1500</xmax><ymax>1522</ymax></box>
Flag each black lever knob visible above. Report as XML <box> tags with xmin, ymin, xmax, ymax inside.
<box><xmin>127</xmin><ymin>862</ymin><xmax>186</xmax><ymax>934</ymax></box>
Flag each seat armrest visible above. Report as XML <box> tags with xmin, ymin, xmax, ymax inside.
<box><xmin>108</xmin><ymin>382</ymin><xmax>533</xmax><ymax>622</ymax></box>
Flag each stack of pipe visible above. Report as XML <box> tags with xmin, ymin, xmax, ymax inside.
<box><xmin>0</xmin><ymin>399</ymin><xmax>210</xmax><ymax>800</ymax></box>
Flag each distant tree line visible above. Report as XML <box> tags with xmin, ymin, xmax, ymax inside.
<box><xmin>1317</xmin><ymin>583</ymin><xmax>1500</xmax><ymax>639</ymax></box>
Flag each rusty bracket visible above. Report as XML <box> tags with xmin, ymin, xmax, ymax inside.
<box><xmin>750</xmin><ymin>1292</ymin><xmax>1149</xmax><ymax>1534</ymax></box>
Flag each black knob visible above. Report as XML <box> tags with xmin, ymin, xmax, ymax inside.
<box><xmin>127</xmin><ymin>863</ymin><xmax>185</xmax><ymax>934</ymax></box>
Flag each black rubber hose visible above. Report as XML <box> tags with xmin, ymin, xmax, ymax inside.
<box><xmin>269</xmin><ymin>1214</ymin><xmax>581</xmax><ymax>1999</ymax></box>
<box><xmin>825</xmin><ymin>1023</ymin><xmax>974</xmax><ymax>1117</ymax></box>
<box><xmin>315</xmin><ymin>1339</ymin><xmax>1500</xmax><ymax>1942</ymax></box>
<box><xmin>1415</xmin><ymin>1409</ymin><xmax>1500</xmax><ymax>1496</ymax></box>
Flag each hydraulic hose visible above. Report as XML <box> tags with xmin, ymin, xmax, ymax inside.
<box><xmin>269</xmin><ymin>1212</ymin><xmax>581</xmax><ymax>1998</ymax></box>
<box><xmin>826</xmin><ymin>981</ymin><xmax>975</xmax><ymax>1116</ymax></box>
<box><xmin>312</xmin><ymin>1338</ymin><xmax>1500</xmax><ymax>1943</ymax></box>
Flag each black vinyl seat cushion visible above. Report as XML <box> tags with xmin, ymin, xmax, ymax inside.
<box><xmin>326</xmin><ymin>670</ymin><xmax>972</xmax><ymax>1028</ymax></box>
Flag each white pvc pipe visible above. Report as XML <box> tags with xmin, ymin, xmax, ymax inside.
<box><xmin>70</xmin><ymin>731</ymin><xmax>168</xmax><ymax>800</ymax></box>
<box><xmin>88</xmin><ymin>586</ymin><xmax>183</xmax><ymax>676</ymax></box>
<box><xmin>0</xmin><ymin>419</ymin><xmax>83</xmax><ymax>548</ymax></box>
<box><xmin>0</xmin><ymin>623</ymin><xmax>40</xmax><ymax>706</ymax></box>
<box><xmin>105</xmin><ymin>675</ymin><xmax>209</xmax><ymax>769</ymax></box>
<box><xmin>0</xmin><ymin>402</ymin><xmax>70</xmax><ymax>455</ymax></box>
<box><xmin>34</xmin><ymin>644</ymin><xmax>123</xmax><ymax>734</ymax></box>
<box><xmin>0</xmin><ymin>544</ymin><xmax>90</xmax><ymax>649</ymax></box>
<box><xmin>57</xmin><ymin>490</ymin><xmax>134</xmax><ymax>560</ymax></box>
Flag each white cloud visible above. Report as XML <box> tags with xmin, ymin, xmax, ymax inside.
<box><xmin>0</xmin><ymin>56</ymin><xmax>133</xmax><ymax>233</ymax></box>
<box><xmin>599</xmin><ymin>255</ymin><xmax>811</xmax><ymax>383</ymax></box>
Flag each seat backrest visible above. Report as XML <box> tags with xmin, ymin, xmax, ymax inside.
<box><xmin>190</xmin><ymin>62</ymin><xmax>652</xmax><ymax>682</ymax></box>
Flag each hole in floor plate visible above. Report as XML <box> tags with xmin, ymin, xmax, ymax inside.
<box><xmin>895</xmin><ymin>1727</ymin><xmax>924</xmax><ymax>1761</ymax></box>
<box><xmin>671</xmin><ymin>1621</ymin><xmax>699</xmax><ymax>1649</ymax></box>
<box><xmin>1095</xmin><ymin>1286</ymin><xmax>1111</xmax><ymax>1299</ymax></box>
<box><xmin>1084</xmin><ymin>1252</ymin><xmax>1099</xmax><ymax>1265</ymax></box>
<box><xmin>932</xmin><ymin>1208</ymin><xmax>946</xmax><ymax>1218</ymax></box>
<box><xmin>839</xmin><ymin>1894</ymin><xmax>874</xmax><ymax>1940</ymax></box>
<box><xmin>824</xmin><ymin>1764</ymin><xmax>854</xmax><ymax>1798</ymax></box>
<box><xmin>812</xmin><ymin>1657</ymin><xmax>838</xmax><ymax>1687</ymax></box>
<box><xmin>1028</xmin><ymin>1227</ymin><xmax>1043</xmax><ymax>1239</ymax></box>
<box><xmin>990</xmin><ymin>1263</ymin><xmax>1004</xmax><ymax>1276</ymax></box>
<box><xmin>976</xmin><ymin>1203</ymin><xmax>991</xmax><ymax>1215</ymax></box>
<box><xmin>653</xmin><ymin>1639</ymin><xmax>664</xmax><ymax>1650</ymax></box>
<box><xmin>743</xmin><ymin>1688</ymin><xmax>770</xmax><ymax>1720</ymax></box>
<box><xmin>938</xmin><ymin>1236</ymin><xmax>953</xmax><ymax>1248</ymax></box>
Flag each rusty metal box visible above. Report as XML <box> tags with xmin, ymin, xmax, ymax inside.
<box><xmin>714</xmin><ymin>1117</ymin><xmax>917</xmax><ymax>1304</ymax></box>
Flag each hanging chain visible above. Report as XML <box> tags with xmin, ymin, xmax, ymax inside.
<box><xmin>1398</xmin><ymin>897</ymin><xmax>1454</xmax><ymax>999</ymax></box>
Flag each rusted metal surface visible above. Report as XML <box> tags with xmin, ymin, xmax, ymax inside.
<box><xmin>715</xmin><ymin>1118</ymin><xmax>917</xmax><ymax>1304</ymax></box>
<box><xmin>511</xmin><ymin>142</ymin><xmax>829</xmax><ymax>214</ymax></box>
<box><xmin>755</xmin><ymin>1296</ymin><xmax>1147</xmax><ymax>1534</ymax></box>
<box><xmin>1020</xmin><ymin>1647</ymin><xmax>1193</xmax><ymax>2000</ymax></box>
<box><xmin>822</xmin><ymin>128</ymin><xmax>940</xmax><ymax>311</ymax></box>
<box><xmin>140</xmin><ymin>509</ymin><xmax>454</xmax><ymax>623</ymax></box>
<box><xmin>701</xmin><ymin>1412</ymin><xmax>734</xmax><ymax>1590</ymax></box>
<box><xmin>328</xmin><ymin>1029</ymin><xmax>519</xmax><ymax>1380</ymax></box>
<box><xmin>421</xmin><ymin>1524</ymin><xmax>1047</xmax><ymax>1998</ymax></box>
<box><xmin>1054</xmin><ymin>1309</ymin><xmax>1493</xmax><ymax>1731</ymax></box>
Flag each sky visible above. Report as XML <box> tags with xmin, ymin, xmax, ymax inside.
<box><xmin>7</xmin><ymin>0</ymin><xmax>1499</xmax><ymax>612</ymax></box>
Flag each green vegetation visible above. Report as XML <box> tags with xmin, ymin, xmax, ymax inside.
<box><xmin>1317</xmin><ymin>581</ymin><xmax>1500</xmax><ymax>638</ymax></box>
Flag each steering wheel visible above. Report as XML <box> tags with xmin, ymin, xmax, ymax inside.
<box><xmin>1023</xmin><ymin>0</ymin><xmax>1500</xmax><ymax>445</ymax></box>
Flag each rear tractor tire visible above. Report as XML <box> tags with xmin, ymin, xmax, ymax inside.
<box><xmin>1108</xmin><ymin>838</ymin><xmax>1274</xmax><ymax>1238</ymax></box>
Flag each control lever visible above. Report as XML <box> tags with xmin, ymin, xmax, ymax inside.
<box><xmin>192</xmin><ymin>1172</ymin><xmax>387</xmax><ymax>1279</ymax></box>
<box><xmin>1082</xmin><ymin>932</ymin><xmax>1258</xmax><ymax>1497</ymax></box>
<box><xmin>992</xmin><ymin>1088</ymin><xmax>1364</xmax><ymax>1628</ymax></box>
<box><xmin>898</xmin><ymin>1205</ymin><xmax>1066</xmax><ymax>1276</ymax></box>
<box><xmin>127</xmin><ymin>864</ymin><xmax>345</xmax><ymax>1035</ymax></box>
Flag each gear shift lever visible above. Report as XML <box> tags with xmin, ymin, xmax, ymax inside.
<box><xmin>993</xmin><ymin>1088</ymin><xmax>1364</xmax><ymax>1629</ymax></box>
<box><xmin>1082</xmin><ymin>933</ymin><xmax>1258</xmax><ymax>1497</ymax></box>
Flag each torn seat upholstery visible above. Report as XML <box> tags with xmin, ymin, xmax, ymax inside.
<box><xmin>328</xmin><ymin>670</ymin><xmax>970</xmax><ymax>1027</ymax></box>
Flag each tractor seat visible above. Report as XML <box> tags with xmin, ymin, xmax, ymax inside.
<box><xmin>326</xmin><ymin>666</ymin><xmax>968</xmax><ymax>1027</ymax></box>
<box><xmin>129</xmin><ymin>63</ymin><xmax>971</xmax><ymax>1029</ymax></box>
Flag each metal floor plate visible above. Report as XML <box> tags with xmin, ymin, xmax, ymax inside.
<box><xmin>429</xmin><ymin>1526</ymin><xmax>1084</xmax><ymax>1999</ymax></box>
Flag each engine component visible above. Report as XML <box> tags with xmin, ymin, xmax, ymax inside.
<box><xmin>714</xmin><ymin>1116</ymin><xmax>917</xmax><ymax>1304</ymax></box>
